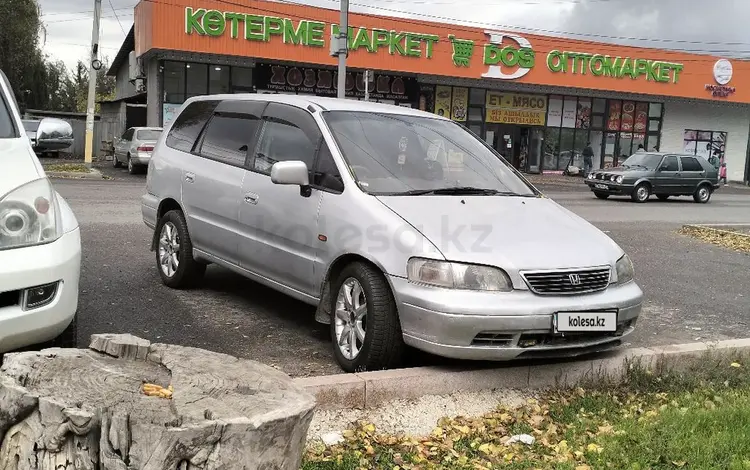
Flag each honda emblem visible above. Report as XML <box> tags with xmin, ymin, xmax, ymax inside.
<box><xmin>569</xmin><ymin>274</ymin><xmax>581</xmax><ymax>285</ymax></box>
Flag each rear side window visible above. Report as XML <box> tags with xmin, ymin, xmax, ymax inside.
<box><xmin>165</xmin><ymin>100</ymin><xmax>219</xmax><ymax>153</ymax></box>
<box><xmin>198</xmin><ymin>114</ymin><xmax>260</xmax><ymax>166</ymax></box>
<box><xmin>680</xmin><ymin>156</ymin><xmax>704</xmax><ymax>172</ymax></box>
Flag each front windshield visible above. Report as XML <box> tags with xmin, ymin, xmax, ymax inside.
<box><xmin>323</xmin><ymin>111</ymin><xmax>536</xmax><ymax>196</ymax></box>
<box><xmin>621</xmin><ymin>152</ymin><xmax>662</xmax><ymax>170</ymax></box>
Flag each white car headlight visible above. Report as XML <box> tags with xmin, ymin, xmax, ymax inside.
<box><xmin>407</xmin><ymin>258</ymin><xmax>512</xmax><ymax>292</ymax></box>
<box><xmin>0</xmin><ymin>178</ymin><xmax>62</xmax><ymax>251</ymax></box>
<box><xmin>615</xmin><ymin>175</ymin><xmax>624</xmax><ymax>184</ymax></box>
<box><xmin>614</xmin><ymin>254</ymin><xmax>635</xmax><ymax>284</ymax></box>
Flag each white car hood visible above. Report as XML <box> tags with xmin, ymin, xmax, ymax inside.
<box><xmin>376</xmin><ymin>194</ymin><xmax>624</xmax><ymax>271</ymax></box>
<box><xmin>0</xmin><ymin>137</ymin><xmax>43</xmax><ymax>198</ymax></box>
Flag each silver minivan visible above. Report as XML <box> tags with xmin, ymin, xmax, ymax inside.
<box><xmin>142</xmin><ymin>94</ymin><xmax>643</xmax><ymax>372</ymax></box>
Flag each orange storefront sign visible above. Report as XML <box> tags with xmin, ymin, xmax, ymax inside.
<box><xmin>135</xmin><ymin>0</ymin><xmax>750</xmax><ymax>104</ymax></box>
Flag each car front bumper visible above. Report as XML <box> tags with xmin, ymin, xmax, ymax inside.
<box><xmin>391</xmin><ymin>275</ymin><xmax>643</xmax><ymax>361</ymax></box>
<box><xmin>0</xmin><ymin>228</ymin><xmax>81</xmax><ymax>353</ymax></box>
<box><xmin>586</xmin><ymin>181</ymin><xmax>635</xmax><ymax>196</ymax></box>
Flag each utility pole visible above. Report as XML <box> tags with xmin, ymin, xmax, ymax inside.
<box><xmin>364</xmin><ymin>70</ymin><xmax>370</xmax><ymax>101</ymax></box>
<box><xmin>84</xmin><ymin>0</ymin><xmax>102</xmax><ymax>166</ymax></box>
<box><xmin>336</xmin><ymin>0</ymin><xmax>349</xmax><ymax>99</ymax></box>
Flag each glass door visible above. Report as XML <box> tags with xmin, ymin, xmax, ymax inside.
<box><xmin>527</xmin><ymin>128</ymin><xmax>543</xmax><ymax>173</ymax></box>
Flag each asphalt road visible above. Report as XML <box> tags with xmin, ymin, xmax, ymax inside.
<box><xmin>51</xmin><ymin>165</ymin><xmax>750</xmax><ymax>377</ymax></box>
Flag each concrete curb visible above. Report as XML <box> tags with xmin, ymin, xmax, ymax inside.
<box><xmin>294</xmin><ymin>338</ymin><xmax>750</xmax><ymax>410</ymax></box>
<box><xmin>46</xmin><ymin>168</ymin><xmax>105</xmax><ymax>180</ymax></box>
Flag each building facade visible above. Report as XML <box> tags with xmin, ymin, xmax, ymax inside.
<box><xmin>109</xmin><ymin>0</ymin><xmax>750</xmax><ymax>182</ymax></box>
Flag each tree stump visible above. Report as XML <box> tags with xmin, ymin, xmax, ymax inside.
<box><xmin>0</xmin><ymin>334</ymin><xmax>316</xmax><ymax>470</ymax></box>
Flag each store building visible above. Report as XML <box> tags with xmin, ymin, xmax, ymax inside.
<box><xmin>108</xmin><ymin>0</ymin><xmax>750</xmax><ymax>182</ymax></box>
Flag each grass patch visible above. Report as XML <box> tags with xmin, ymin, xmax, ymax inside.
<box><xmin>679</xmin><ymin>225</ymin><xmax>750</xmax><ymax>254</ymax></box>
<box><xmin>303</xmin><ymin>352</ymin><xmax>750</xmax><ymax>469</ymax></box>
<box><xmin>44</xmin><ymin>163</ymin><xmax>90</xmax><ymax>173</ymax></box>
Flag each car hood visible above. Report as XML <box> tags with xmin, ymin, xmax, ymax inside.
<box><xmin>376</xmin><ymin>195</ymin><xmax>624</xmax><ymax>271</ymax></box>
<box><xmin>0</xmin><ymin>137</ymin><xmax>43</xmax><ymax>198</ymax></box>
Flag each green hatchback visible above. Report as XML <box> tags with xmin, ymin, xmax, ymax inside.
<box><xmin>586</xmin><ymin>152</ymin><xmax>720</xmax><ymax>203</ymax></box>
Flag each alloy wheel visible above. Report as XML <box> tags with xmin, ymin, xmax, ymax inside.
<box><xmin>334</xmin><ymin>277</ymin><xmax>367</xmax><ymax>360</ymax></box>
<box><xmin>636</xmin><ymin>186</ymin><xmax>649</xmax><ymax>202</ymax></box>
<box><xmin>158</xmin><ymin>221</ymin><xmax>180</xmax><ymax>277</ymax></box>
<box><xmin>698</xmin><ymin>186</ymin><xmax>709</xmax><ymax>202</ymax></box>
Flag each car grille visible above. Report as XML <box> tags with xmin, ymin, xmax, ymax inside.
<box><xmin>472</xmin><ymin>332</ymin><xmax>514</xmax><ymax>347</ymax></box>
<box><xmin>521</xmin><ymin>267</ymin><xmax>611</xmax><ymax>295</ymax></box>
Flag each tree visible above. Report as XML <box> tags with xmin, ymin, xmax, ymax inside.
<box><xmin>0</xmin><ymin>0</ymin><xmax>49</xmax><ymax>111</ymax></box>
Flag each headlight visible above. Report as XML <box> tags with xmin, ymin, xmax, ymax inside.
<box><xmin>588</xmin><ymin>173</ymin><xmax>595</xmax><ymax>179</ymax></box>
<box><xmin>614</xmin><ymin>254</ymin><xmax>634</xmax><ymax>284</ymax></box>
<box><xmin>610</xmin><ymin>175</ymin><xmax>617</xmax><ymax>182</ymax></box>
<box><xmin>615</xmin><ymin>175</ymin><xmax>624</xmax><ymax>184</ymax></box>
<box><xmin>0</xmin><ymin>178</ymin><xmax>62</xmax><ymax>251</ymax></box>
<box><xmin>407</xmin><ymin>258</ymin><xmax>512</xmax><ymax>291</ymax></box>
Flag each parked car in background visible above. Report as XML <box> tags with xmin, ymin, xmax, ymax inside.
<box><xmin>586</xmin><ymin>152</ymin><xmax>720</xmax><ymax>203</ymax></box>
<box><xmin>22</xmin><ymin>118</ymin><xmax>74</xmax><ymax>158</ymax></box>
<box><xmin>0</xmin><ymin>69</ymin><xmax>81</xmax><ymax>355</ymax></box>
<box><xmin>113</xmin><ymin>126</ymin><xmax>163</xmax><ymax>174</ymax></box>
<box><xmin>142</xmin><ymin>94</ymin><xmax>643</xmax><ymax>373</ymax></box>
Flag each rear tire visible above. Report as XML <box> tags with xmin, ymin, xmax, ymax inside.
<box><xmin>656</xmin><ymin>194</ymin><xmax>670</xmax><ymax>201</ymax></box>
<box><xmin>594</xmin><ymin>192</ymin><xmax>609</xmax><ymax>200</ymax></box>
<box><xmin>631</xmin><ymin>183</ymin><xmax>651</xmax><ymax>203</ymax></box>
<box><xmin>127</xmin><ymin>154</ymin><xmax>139</xmax><ymax>175</ymax></box>
<box><xmin>330</xmin><ymin>262</ymin><xmax>404</xmax><ymax>373</ymax></box>
<box><xmin>693</xmin><ymin>184</ymin><xmax>712</xmax><ymax>203</ymax></box>
<box><xmin>155</xmin><ymin>210</ymin><xmax>206</xmax><ymax>289</ymax></box>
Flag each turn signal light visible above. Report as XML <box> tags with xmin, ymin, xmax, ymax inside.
<box><xmin>138</xmin><ymin>145</ymin><xmax>154</xmax><ymax>152</ymax></box>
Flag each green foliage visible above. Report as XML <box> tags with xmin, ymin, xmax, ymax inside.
<box><xmin>0</xmin><ymin>0</ymin><xmax>117</xmax><ymax>113</ymax></box>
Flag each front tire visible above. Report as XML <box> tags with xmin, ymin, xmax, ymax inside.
<box><xmin>127</xmin><ymin>155</ymin><xmax>139</xmax><ymax>174</ymax></box>
<box><xmin>155</xmin><ymin>210</ymin><xmax>206</xmax><ymax>288</ymax></box>
<box><xmin>693</xmin><ymin>184</ymin><xmax>712</xmax><ymax>203</ymax></box>
<box><xmin>594</xmin><ymin>192</ymin><xmax>609</xmax><ymax>200</ymax></box>
<box><xmin>631</xmin><ymin>183</ymin><xmax>651</xmax><ymax>203</ymax></box>
<box><xmin>330</xmin><ymin>262</ymin><xmax>404</xmax><ymax>373</ymax></box>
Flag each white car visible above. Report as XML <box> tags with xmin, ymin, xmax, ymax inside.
<box><xmin>0</xmin><ymin>69</ymin><xmax>81</xmax><ymax>354</ymax></box>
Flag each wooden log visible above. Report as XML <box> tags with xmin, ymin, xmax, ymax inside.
<box><xmin>0</xmin><ymin>334</ymin><xmax>316</xmax><ymax>470</ymax></box>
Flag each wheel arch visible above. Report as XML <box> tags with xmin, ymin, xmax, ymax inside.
<box><xmin>150</xmin><ymin>198</ymin><xmax>183</xmax><ymax>251</ymax></box>
<box><xmin>314</xmin><ymin>252</ymin><xmax>398</xmax><ymax>325</ymax></box>
<box><xmin>633</xmin><ymin>177</ymin><xmax>653</xmax><ymax>189</ymax></box>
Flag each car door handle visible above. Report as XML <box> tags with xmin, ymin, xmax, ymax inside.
<box><xmin>244</xmin><ymin>193</ymin><xmax>259</xmax><ymax>205</ymax></box>
<box><xmin>185</xmin><ymin>172</ymin><xmax>195</xmax><ymax>183</ymax></box>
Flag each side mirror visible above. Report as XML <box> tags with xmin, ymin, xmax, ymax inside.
<box><xmin>271</xmin><ymin>160</ymin><xmax>311</xmax><ymax>197</ymax></box>
<box><xmin>36</xmin><ymin>118</ymin><xmax>74</xmax><ymax>150</ymax></box>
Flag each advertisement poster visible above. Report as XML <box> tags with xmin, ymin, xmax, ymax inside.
<box><xmin>576</xmin><ymin>99</ymin><xmax>591</xmax><ymax>129</ymax></box>
<box><xmin>162</xmin><ymin>103</ymin><xmax>181</xmax><ymax>126</ymax></box>
<box><xmin>607</xmin><ymin>101</ymin><xmax>622</xmax><ymax>131</ymax></box>
<box><xmin>634</xmin><ymin>103</ymin><xmax>649</xmax><ymax>133</ymax></box>
<box><xmin>620</xmin><ymin>101</ymin><xmax>635</xmax><ymax>132</ymax></box>
<box><xmin>561</xmin><ymin>96</ymin><xmax>577</xmax><ymax>128</ymax></box>
<box><xmin>434</xmin><ymin>86</ymin><xmax>452</xmax><ymax>118</ymax></box>
<box><xmin>485</xmin><ymin>91</ymin><xmax>547</xmax><ymax>126</ymax></box>
<box><xmin>546</xmin><ymin>97</ymin><xmax>563</xmax><ymax>127</ymax></box>
<box><xmin>451</xmin><ymin>87</ymin><xmax>468</xmax><ymax>122</ymax></box>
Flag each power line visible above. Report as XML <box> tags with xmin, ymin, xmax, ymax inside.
<box><xmin>108</xmin><ymin>0</ymin><xmax>128</xmax><ymax>34</ymax></box>
<box><xmin>46</xmin><ymin>13</ymin><xmax>133</xmax><ymax>24</ymax></box>
<box><xmin>41</xmin><ymin>6</ymin><xmax>134</xmax><ymax>17</ymax></box>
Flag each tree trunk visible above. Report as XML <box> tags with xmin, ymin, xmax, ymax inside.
<box><xmin>0</xmin><ymin>334</ymin><xmax>316</xmax><ymax>470</ymax></box>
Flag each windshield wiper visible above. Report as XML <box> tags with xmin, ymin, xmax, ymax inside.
<box><xmin>386</xmin><ymin>187</ymin><xmax>527</xmax><ymax>196</ymax></box>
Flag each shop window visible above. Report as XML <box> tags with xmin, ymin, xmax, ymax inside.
<box><xmin>592</xmin><ymin>115</ymin><xmax>604</xmax><ymax>130</ymax></box>
<box><xmin>209</xmin><ymin>66</ymin><xmax>230</xmax><ymax>94</ymax></box>
<box><xmin>468</xmin><ymin>107</ymin><xmax>483</xmax><ymax>121</ymax></box>
<box><xmin>231</xmin><ymin>67</ymin><xmax>253</xmax><ymax>93</ymax></box>
<box><xmin>683</xmin><ymin>129</ymin><xmax>727</xmax><ymax>168</ymax></box>
<box><xmin>558</xmin><ymin>128</ymin><xmax>575</xmax><ymax>170</ymax></box>
<box><xmin>593</xmin><ymin>99</ymin><xmax>606</xmax><ymax>113</ymax></box>
<box><xmin>647</xmin><ymin>133</ymin><xmax>660</xmax><ymax>151</ymax></box>
<box><xmin>562</xmin><ymin>97</ymin><xmax>577</xmax><ymax>128</ymax></box>
<box><xmin>543</xmin><ymin>127</ymin><xmax>560</xmax><ymax>171</ymax></box>
<box><xmin>547</xmin><ymin>96</ymin><xmax>563</xmax><ymax>127</ymax></box>
<box><xmin>165</xmin><ymin>100</ymin><xmax>220</xmax><ymax>153</ymax></box>
<box><xmin>649</xmin><ymin>103</ymin><xmax>662</xmax><ymax>118</ymax></box>
<box><xmin>649</xmin><ymin>120</ymin><xmax>660</xmax><ymax>132</ymax></box>
<box><xmin>469</xmin><ymin>88</ymin><xmax>485</xmax><ymax>105</ymax></box>
<box><xmin>163</xmin><ymin>61</ymin><xmax>186</xmax><ymax>104</ymax></box>
<box><xmin>186</xmin><ymin>63</ymin><xmax>208</xmax><ymax>99</ymax></box>
<box><xmin>620</xmin><ymin>133</ymin><xmax>633</xmax><ymax>159</ymax></box>
<box><xmin>603</xmin><ymin>133</ymin><xmax>617</xmax><ymax>168</ymax></box>
<box><xmin>632</xmin><ymin>133</ymin><xmax>646</xmax><ymax>153</ymax></box>
<box><xmin>576</xmin><ymin>99</ymin><xmax>591</xmax><ymax>129</ymax></box>
<box><xmin>589</xmin><ymin>131</ymin><xmax>604</xmax><ymax>169</ymax></box>
<box><xmin>199</xmin><ymin>114</ymin><xmax>259</xmax><ymax>167</ymax></box>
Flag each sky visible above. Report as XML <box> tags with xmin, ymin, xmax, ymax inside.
<box><xmin>39</xmin><ymin>0</ymin><xmax>750</xmax><ymax>73</ymax></box>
